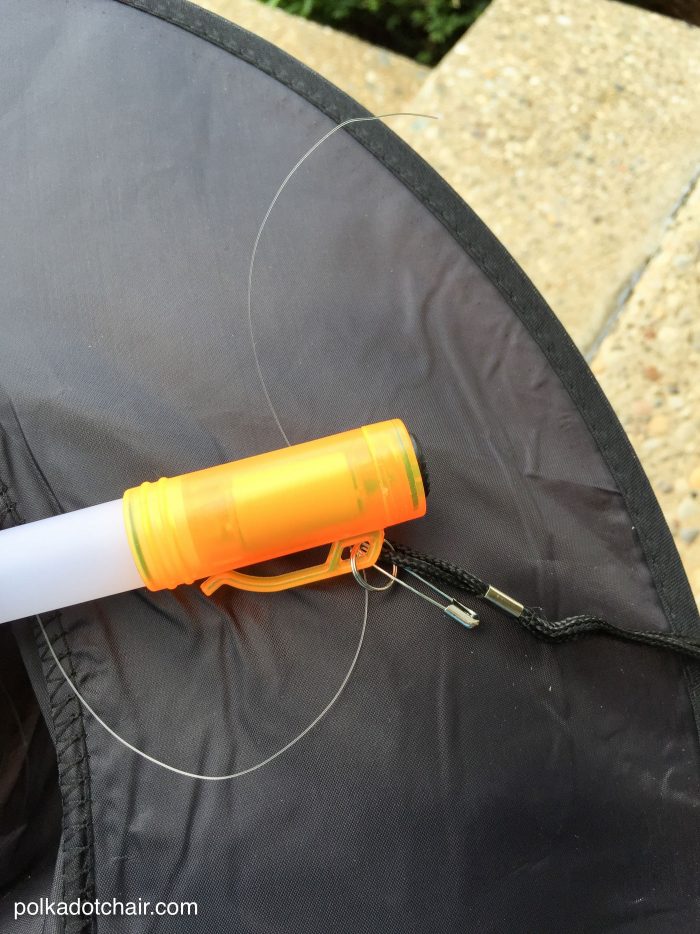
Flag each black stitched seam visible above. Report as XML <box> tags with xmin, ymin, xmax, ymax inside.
<box><xmin>34</xmin><ymin>614</ymin><xmax>97</xmax><ymax>934</ymax></box>
<box><xmin>0</xmin><ymin>483</ymin><xmax>21</xmax><ymax>528</ymax></box>
<box><xmin>0</xmin><ymin>459</ymin><xmax>96</xmax><ymax>933</ymax></box>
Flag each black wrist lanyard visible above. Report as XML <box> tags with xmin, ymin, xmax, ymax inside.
<box><xmin>377</xmin><ymin>540</ymin><xmax>700</xmax><ymax>663</ymax></box>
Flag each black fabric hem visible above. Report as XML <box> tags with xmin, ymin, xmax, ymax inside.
<box><xmin>34</xmin><ymin>613</ymin><xmax>97</xmax><ymax>934</ymax></box>
<box><xmin>0</xmin><ymin>472</ymin><xmax>96</xmax><ymax>930</ymax></box>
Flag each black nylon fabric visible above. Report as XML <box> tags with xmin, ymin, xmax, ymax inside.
<box><xmin>1</xmin><ymin>0</ymin><xmax>700</xmax><ymax>931</ymax></box>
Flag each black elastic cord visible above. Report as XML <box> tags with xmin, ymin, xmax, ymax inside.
<box><xmin>382</xmin><ymin>540</ymin><xmax>700</xmax><ymax>663</ymax></box>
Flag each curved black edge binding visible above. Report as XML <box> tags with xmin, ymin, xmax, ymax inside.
<box><xmin>113</xmin><ymin>0</ymin><xmax>700</xmax><ymax>731</ymax></box>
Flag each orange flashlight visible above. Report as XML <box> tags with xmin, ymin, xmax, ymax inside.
<box><xmin>0</xmin><ymin>420</ymin><xmax>427</xmax><ymax>623</ymax></box>
<box><xmin>123</xmin><ymin>419</ymin><xmax>428</xmax><ymax>595</ymax></box>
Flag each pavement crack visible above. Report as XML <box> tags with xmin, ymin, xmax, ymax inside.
<box><xmin>586</xmin><ymin>162</ymin><xmax>700</xmax><ymax>362</ymax></box>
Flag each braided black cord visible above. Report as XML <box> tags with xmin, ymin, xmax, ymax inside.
<box><xmin>381</xmin><ymin>540</ymin><xmax>487</xmax><ymax>598</ymax></box>
<box><xmin>382</xmin><ymin>540</ymin><xmax>700</xmax><ymax>663</ymax></box>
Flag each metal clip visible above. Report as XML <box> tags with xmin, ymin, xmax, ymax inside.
<box><xmin>351</xmin><ymin>556</ymin><xmax>479</xmax><ymax>629</ymax></box>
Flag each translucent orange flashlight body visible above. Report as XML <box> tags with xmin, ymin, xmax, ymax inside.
<box><xmin>0</xmin><ymin>420</ymin><xmax>428</xmax><ymax>623</ymax></box>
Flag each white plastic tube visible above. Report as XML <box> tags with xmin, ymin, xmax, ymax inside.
<box><xmin>0</xmin><ymin>499</ymin><xmax>144</xmax><ymax>624</ymax></box>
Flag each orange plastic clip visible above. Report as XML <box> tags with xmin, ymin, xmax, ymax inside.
<box><xmin>201</xmin><ymin>531</ymin><xmax>384</xmax><ymax>595</ymax></box>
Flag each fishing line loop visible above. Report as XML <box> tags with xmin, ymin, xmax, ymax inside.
<box><xmin>36</xmin><ymin>590</ymin><xmax>368</xmax><ymax>781</ymax></box>
<box><xmin>36</xmin><ymin>112</ymin><xmax>437</xmax><ymax>781</ymax></box>
<box><xmin>351</xmin><ymin>549</ymin><xmax>397</xmax><ymax>592</ymax></box>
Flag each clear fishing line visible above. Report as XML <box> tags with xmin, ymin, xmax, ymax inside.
<box><xmin>37</xmin><ymin>112</ymin><xmax>437</xmax><ymax>780</ymax></box>
<box><xmin>247</xmin><ymin>113</ymin><xmax>436</xmax><ymax>448</ymax></box>
<box><xmin>35</xmin><ymin>593</ymin><xmax>368</xmax><ymax>781</ymax></box>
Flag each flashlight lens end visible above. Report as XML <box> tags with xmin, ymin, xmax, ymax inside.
<box><xmin>409</xmin><ymin>433</ymin><xmax>430</xmax><ymax>497</ymax></box>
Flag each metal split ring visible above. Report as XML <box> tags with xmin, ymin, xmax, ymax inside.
<box><xmin>350</xmin><ymin>545</ymin><xmax>398</xmax><ymax>592</ymax></box>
